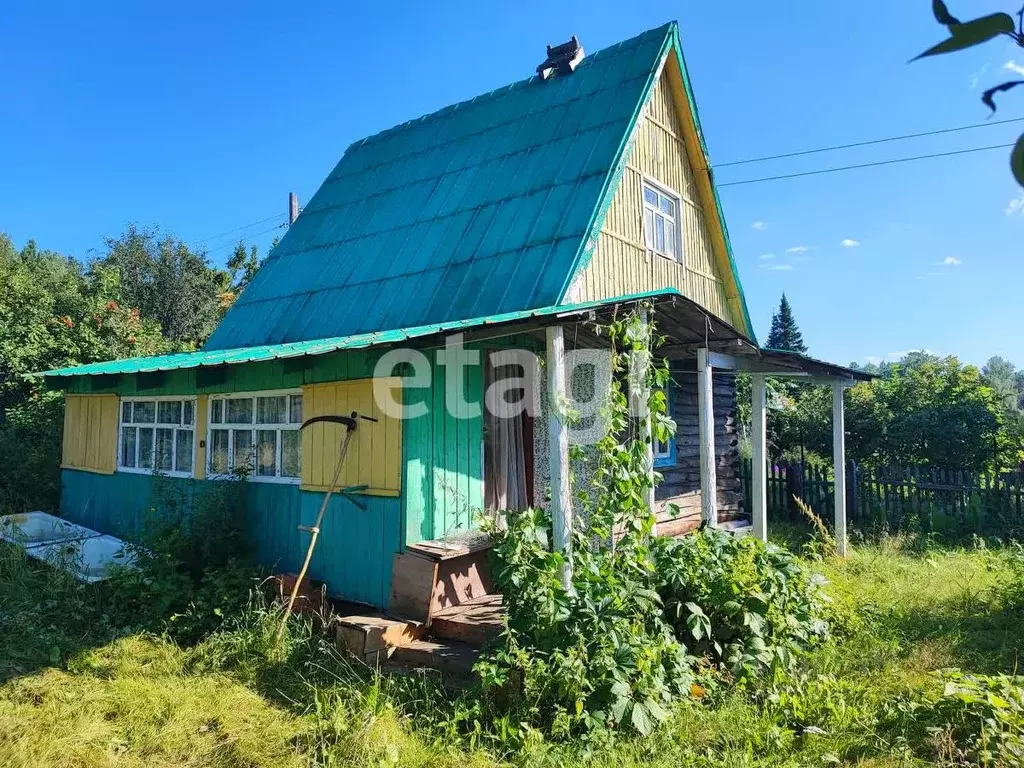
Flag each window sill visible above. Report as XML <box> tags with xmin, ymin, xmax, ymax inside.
<box><xmin>117</xmin><ymin>467</ymin><xmax>194</xmax><ymax>479</ymax></box>
<box><xmin>205</xmin><ymin>473</ymin><xmax>301</xmax><ymax>485</ymax></box>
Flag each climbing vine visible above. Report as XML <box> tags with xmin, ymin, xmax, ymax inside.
<box><xmin>478</xmin><ymin>304</ymin><xmax>690</xmax><ymax>738</ymax></box>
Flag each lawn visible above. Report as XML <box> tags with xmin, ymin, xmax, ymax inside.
<box><xmin>0</xmin><ymin>530</ymin><xmax>1021</xmax><ymax>767</ymax></box>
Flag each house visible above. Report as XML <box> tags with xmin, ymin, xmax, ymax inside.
<box><xmin>40</xmin><ymin>22</ymin><xmax>867</xmax><ymax>611</ymax></box>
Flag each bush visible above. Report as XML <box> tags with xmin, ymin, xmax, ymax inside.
<box><xmin>895</xmin><ymin>669</ymin><xmax>1024</xmax><ymax>765</ymax></box>
<box><xmin>654</xmin><ymin>528</ymin><xmax>830</xmax><ymax>683</ymax></box>
<box><xmin>108</xmin><ymin>476</ymin><xmax>264</xmax><ymax>644</ymax></box>
<box><xmin>0</xmin><ymin>393</ymin><xmax>63</xmax><ymax>516</ymax></box>
<box><xmin>478</xmin><ymin>507</ymin><xmax>692</xmax><ymax>741</ymax></box>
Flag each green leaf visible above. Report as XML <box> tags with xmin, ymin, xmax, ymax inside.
<box><xmin>932</xmin><ymin>0</ymin><xmax>960</xmax><ymax>26</ymax></box>
<box><xmin>630</xmin><ymin>701</ymin><xmax>653</xmax><ymax>736</ymax></box>
<box><xmin>981</xmin><ymin>80</ymin><xmax>1024</xmax><ymax>114</ymax></box>
<box><xmin>1012</xmin><ymin>132</ymin><xmax>1024</xmax><ymax>189</ymax></box>
<box><xmin>913</xmin><ymin>13</ymin><xmax>1016</xmax><ymax>60</ymax></box>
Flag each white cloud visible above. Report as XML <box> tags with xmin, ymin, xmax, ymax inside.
<box><xmin>1005</xmin><ymin>60</ymin><xmax>1024</xmax><ymax>76</ymax></box>
<box><xmin>841</xmin><ymin>238</ymin><xmax>860</xmax><ymax>247</ymax></box>
<box><xmin>766</xmin><ymin>264</ymin><xmax>794</xmax><ymax>271</ymax></box>
<box><xmin>752</xmin><ymin>221</ymin><xmax>766</xmax><ymax>230</ymax></box>
<box><xmin>933</xmin><ymin>256</ymin><xmax>963</xmax><ymax>266</ymax></box>
<box><xmin>786</xmin><ymin>245</ymin><xmax>812</xmax><ymax>254</ymax></box>
<box><xmin>1007</xmin><ymin>195</ymin><xmax>1024</xmax><ymax>215</ymax></box>
<box><xmin>758</xmin><ymin>253</ymin><xmax>776</xmax><ymax>260</ymax></box>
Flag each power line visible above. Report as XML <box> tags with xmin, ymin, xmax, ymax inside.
<box><xmin>205</xmin><ymin>223</ymin><xmax>285</xmax><ymax>257</ymax></box>
<box><xmin>716</xmin><ymin>116</ymin><xmax>1024</xmax><ymax>168</ymax></box>
<box><xmin>717</xmin><ymin>142</ymin><xmax>1015</xmax><ymax>188</ymax></box>
<box><xmin>191</xmin><ymin>213</ymin><xmax>283</xmax><ymax>246</ymax></box>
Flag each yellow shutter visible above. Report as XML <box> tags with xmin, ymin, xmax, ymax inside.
<box><xmin>61</xmin><ymin>394</ymin><xmax>118</xmax><ymax>474</ymax></box>
<box><xmin>300</xmin><ymin>378</ymin><xmax>403</xmax><ymax>496</ymax></box>
<box><xmin>194</xmin><ymin>394</ymin><xmax>208</xmax><ymax>479</ymax></box>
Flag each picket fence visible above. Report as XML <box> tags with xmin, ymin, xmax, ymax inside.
<box><xmin>740</xmin><ymin>459</ymin><xmax>1024</xmax><ymax>536</ymax></box>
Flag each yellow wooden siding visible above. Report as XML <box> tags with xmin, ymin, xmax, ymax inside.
<box><xmin>572</xmin><ymin>63</ymin><xmax>738</xmax><ymax>327</ymax></box>
<box><xmin>61</xmin><ymin>394</ymin><xmax>118</xmax><ymax>474</ymax></box>
<box><xmin>194</xmin><ymin>394</ymin><xmax>208</xmax><ymax>479</ymax></box>
<box><xmin>300</xmin><ymin>378</ymin><xmax>403</xmax><ymax>496</ymax></box>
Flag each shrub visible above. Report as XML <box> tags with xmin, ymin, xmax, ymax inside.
<box><xmin>108</xmin><ymin>476</ymin><xmax>263</xmax><ymax>643</ymax></box>
<box><xmin>996</xmin><ymin>541</ymin><xmax>1024</xmax><ymax>613</ymax></box>
<box><xmin>895</xmin><ymin>669</ymin><xmax>1024</xmax><ymax>765</ymax></box>
<box><xmin>478</xmin><ymin>507</ymin><xmax>692</xmax><ymax>740</ymax></box>
<box><xmin>654</xmin><ymin>527</ymin><xmax>830</xmax><ymax>683</ymax></box>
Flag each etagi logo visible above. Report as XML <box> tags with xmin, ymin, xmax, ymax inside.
<box><xmin>371</xmin><ymin>333</ymin><xmax>655</xmax><ymax>446</ymax></box>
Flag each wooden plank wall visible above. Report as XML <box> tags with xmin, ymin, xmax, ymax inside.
<box><xmin>61</xmin><ymin>394</ymin><xmax>119</xmax><ymax>474</ymax></box>
<box><xmin>401</xmin><ymin>352</ymin><xmax>483</xmax><ymax>546</ymax></box>
<box><xmin>571</xmin><ymin>65</ymin><xmax>736</xmax><ymax>326</ymax></box>
<box><xmin>59</xmin><ymin>468</ymin><xmax>401</xmax><ymax>608</ymax></box>
<box><xmin>655</xmin><ymin>369</ymin><xmax>744</xmax><ymax>536</ymax></box>
<box><xmin>300</xmin><ymin>378</ymin><xmax>403</xmax><ymax>496</ymax></box>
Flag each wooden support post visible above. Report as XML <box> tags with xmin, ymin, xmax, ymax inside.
<box><xmin>697</xmin><ymin>347</ymin><xmax>717</xmax><ymax>527</ymax></box>
<box><xmin>546</xmin><ymin>325</ymin><xmax>573</xmax><ymax>589</ymax></box>
<box><xmin>751</xmin><ymin>373</ymin><xmax>767</xmax><ymax>542</ymax></box>
<box><xmin>832</xmin><ymin>380</ymin><xmax>848</xmax><ymax>556</ymax></box>
<box><xmin>289</xmin><ymin>192</ymin><xmax>299</xmax><ymax>225</ymax></box>
<box><xmin>639</xmin><ymin>310</ymin><xmax>656</xmax><ymax>532</ymax></box>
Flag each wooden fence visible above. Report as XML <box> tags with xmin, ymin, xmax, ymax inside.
<box><xmin>740</xmin><ymin>459</ymin><xmax>1024</xmax><ymax>536</ymax></box>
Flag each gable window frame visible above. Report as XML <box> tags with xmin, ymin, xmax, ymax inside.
<box><xmin>206</xmin><ymin>389</ymin><xmax>303</xmax><ymax>484</ymax></box>
<box><xmin>641</xmin><ymin>177</ymin><xmax>684</xmax><ymax>266</ymax></box>
<box><xmin>117</xmin><ymin>395</ymin><xmax>197</xmax><ymax>478</ymax></box>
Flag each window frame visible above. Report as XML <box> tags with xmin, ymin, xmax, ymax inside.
<box><xmin>117</xmin><ymin>395</ymin><xmax>197</xmax><ymax>479</ymax></box>
<box><xmin>206</xmin><ymin>389</ymin><xmax>303</xmax><ymax>484</ymax></box>
<box><xmin>652</xmin><ymin>380</ymin><xmax>677</xmax><ymax>469</ymax></box>
<box><xmin>641</xmin><ymin>177</ymin><xmax>684</xmax><ymax>266</ymax></box>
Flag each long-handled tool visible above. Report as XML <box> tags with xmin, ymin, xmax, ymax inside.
<box><xmin>276</xmin><ymin>411</ymin><xmax>377</xmax><ymax>643</ymax></box>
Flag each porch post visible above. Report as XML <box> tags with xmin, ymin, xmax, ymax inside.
<box><xmin>546</xmin><ymin>324</ymin><xmax>573</xmax><ymax>588</ymax></box>
<box><xmin>697</xmin><ymin>347</ymin><xmax>718</xmax><ymax>527</ymax></box>
<box><xmin>832</xmin><ymin>380</ymin><xmax>848</xmax><ymax>556</ymax></box>
<box><xmin>639</xmin><ymin>309</ymin><xmax>656</xmax><ymax>532</ymax></box>
<box><xmin>751</xmin><ymin>373</ymin><xmax>768</xmax><ymax>541</ymax></box>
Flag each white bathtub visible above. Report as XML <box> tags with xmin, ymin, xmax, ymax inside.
<box><xmin>30</xmin><ymin>535</ymin><xmax>137</xmax><ymax>583</ymax></box>
<box><xmin>0</xmin><ymin>511</ymin><xmax>100</xmax><ymax>547</ymax></box>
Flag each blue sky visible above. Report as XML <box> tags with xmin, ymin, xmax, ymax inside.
<box><xmin>2</xmin><ymin>1</ymin><xmax>1022</xmax><ymax>367</ymax></box>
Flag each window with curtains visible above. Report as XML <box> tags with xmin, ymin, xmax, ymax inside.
<box><xmin>207</xmin><ymin>391</ymin><xmax>302</xmax><ymax>482</ymax></box>
<box><xmin>118</xmin><ymin>397</ymin><xmax>196</xmax><ymax>477</ymax></box>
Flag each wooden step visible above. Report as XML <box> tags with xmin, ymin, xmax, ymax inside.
<box><xmin>430</xmin><ymin>594</ymin><xmax>503</xmax><ymax>647</ymax></box>
<box><xmin>389</xmin><ymin>639</ymin><xmax>479</xmax><ymax>680</ymax></box>
<box><xmin>334</xmin><ymin>614</ymin><xmax>423</xmax><ymax>662</ymax></box>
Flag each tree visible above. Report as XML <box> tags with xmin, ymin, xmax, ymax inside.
<box><xmin>765</xmin><ymin>293</ymin><xmax>808</xmax><ymax>354</ymax></box>
<box><xmin>219</xmin><ymin>241</ymin><xmax>266</xmax><ymax>311</ymax></box>
<box><xmin>98</xmin><ymin>225</ymin><xmax>229</xmax><ymax>344</ymax></box>
<box><xmin>914</xmin><ymin>1</ymin><xmax>1024</xmax><ymax>189</ymax></box>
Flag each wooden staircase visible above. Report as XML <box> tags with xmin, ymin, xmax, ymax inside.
<box><xmin>333</xmin><ymin>531</ymin><xmax>504</xmax><ymax>680</ymax></box>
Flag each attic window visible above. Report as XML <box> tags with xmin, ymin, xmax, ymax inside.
<box><xmin>536</xmin><ymin>36</ymin><xmax>585</xmax><ymax>80</ymax></box>
<box><xmin>642</xmin><ymin>179</ymin><xmax>683</xmax><ymax>264</ymax></box>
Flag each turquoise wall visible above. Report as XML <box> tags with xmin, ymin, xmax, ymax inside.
<box><xmin>61</xmin><ymin>469</ymin><xmax>400</xmax><ymax>608</ymax></box>
<box><xmin>58</xmin><ymin>334</ymin><xmax>542</xmax><ymax>602</ymax></box>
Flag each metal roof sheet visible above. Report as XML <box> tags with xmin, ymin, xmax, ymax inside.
<box><xmin>37</xmin><ymin>289</ymin><xmax>691</xmax><ymax>378</ymax></box>
<box><xmin>203</xmin><ymin>24</ymin><xmax>674</xmax><ymax>351</ymax></box>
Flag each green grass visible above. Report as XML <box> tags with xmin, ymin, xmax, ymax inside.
<box><xmin>0</xmin><ymin>532</ymin><xmax>1021</xmax><ymax>767</ymax></box>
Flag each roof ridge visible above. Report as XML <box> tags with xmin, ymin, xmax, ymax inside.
<box><xmin>347</xmin><ymin>22</ymin><xmax>675</xmax><ymax>152</ymax></box>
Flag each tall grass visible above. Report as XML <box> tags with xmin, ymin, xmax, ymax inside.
<box><xmin>1</xmin><ymin>532</ymin><xmax>1024</xmax><ymax>766</ymax></box>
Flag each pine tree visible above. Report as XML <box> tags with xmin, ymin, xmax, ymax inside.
<box><xmin>765</xmin><ymin>293</ymin><xmax>807</xmax><ymax>354</ymax></box>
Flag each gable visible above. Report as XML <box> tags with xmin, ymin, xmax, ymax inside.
<box><xmin>204</xmin><ymin>26</ymin><xmax>673</xmax><ymax>351</ymax></box>
<box><xmin>563</xmin><ymin>44</ymin><xmax>753</xmax><ymax>337</ymax></box>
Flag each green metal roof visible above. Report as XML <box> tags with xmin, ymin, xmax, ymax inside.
<box><xmin>204</xmin><ymin>24</ymin><xmax>675</xmax><ymax>350</ymax></box>
<box><xmin>37</xmin><ymin>289</ymin><xmax>694</xmax><ymax>378</ymax></box>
